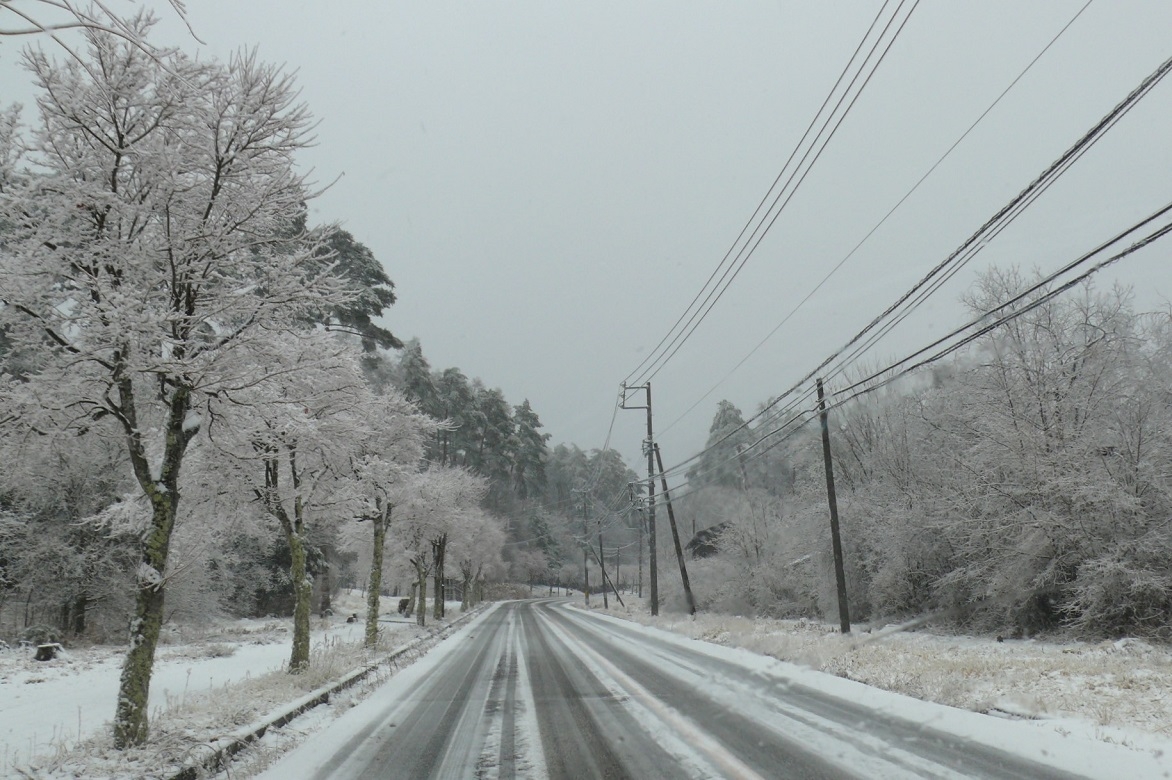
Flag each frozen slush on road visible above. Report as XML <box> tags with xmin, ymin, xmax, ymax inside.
<box><xmin>255</xmin><ymin>600</ymin><xmax>1171</xmax><ymax>779</ymax></box>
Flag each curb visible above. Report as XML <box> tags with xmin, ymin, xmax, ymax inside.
<box><xmin>167</xmin><ymin>604</ymin><xmax>491</xmax><ymax>780</ymax></box>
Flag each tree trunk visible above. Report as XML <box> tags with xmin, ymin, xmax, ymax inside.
<box><xmin>365</xmin><ymin>511</ymin><xmax>388</xmax><ymax>649</ymax></box>
<box><xmin>472</xmin><ymin>564</ymin><xmax>484</xmax><ymax>606</ymax></box>
<box><xmin>287</xmin><ymin>530</ymin><xmax>312</xmax><ymax>672</ymax></box>
<box><xmin>415</xmin><ymin>558</ymin><xmax>427</xmax><ymax>627</ymax></box>
<box><xmin>432</xmin><ymin>534</ymin><xmax>447</xmax><ymax>620</ymax></box>
<box><xmin>113</xmin><ymin>381</ymin><xmax>193</xmax><ymax>749</ymax></box>
<box><xmin>61</xmin><ymin>594</ymin><xmax>88</xmax><ymax>636</ymax></box>
<box><xmin>318</xmin><ymin>544</ymin><xmax>333</xmax><ymax>617</ymax></box>
<box><xmin>113</xmin><ymin>492</ymin><xmax>178</xmax><ymax>748</ymax></box>
<box><xmin>71</xmin><ymin>593</ymin><xmax>87</xmax><ymax>636</ymax></box>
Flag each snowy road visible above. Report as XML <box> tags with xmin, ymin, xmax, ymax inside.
<box><xmin>258</xmin><ymin>600</ymin><xmax>1168</xmax><ymax>779</ymax></box>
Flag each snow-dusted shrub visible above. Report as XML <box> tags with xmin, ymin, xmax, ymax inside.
<box><xmin>1066</xmin><ymin>547</ymin><xmax>1172</xmax><ymax>638</ymax></box>
<box><xmin>658</xmin><ymin>556</ymin><xmax>744</xmax><ymax>614</ymax></box>
<box><xmin>19</xmin><ymin>624</ymin><xmax>60</xmax><ymax>646</ymax></box>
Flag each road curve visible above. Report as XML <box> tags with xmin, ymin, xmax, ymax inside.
<box><xmin>259</xmin><ymin>599</ymin><xmax>1092</xmax><ymax>780</ymax></box>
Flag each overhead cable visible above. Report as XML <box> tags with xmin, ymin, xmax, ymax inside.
<box><xmin>623</xmin><ymin>0</ymin><xmax>920</xmax><ymax>388</ymax></box>
<box><xmin>652</xmin><ymin>44</ymin><xmax>1172</xmax><ymax>486</ymax></box>
<box><xmin>656</xmin><ymin>0</ymin><xmax>1095</xmax><ymax>438</ymax></box>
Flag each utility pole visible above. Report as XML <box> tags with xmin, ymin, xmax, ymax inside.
<box><xmin>578</xmin><ymin>490</ymin><xmax>591</xmax><ymax>606</ymax></box>
<box><xmin>629</xmin><ymin>483</ymin><xmax>643</xmax><ymax>598</ymax></box>
<box><xmin>655</xmin><ymin>444</ymin><xmax>696</xmax><ymax>615</ymax></box>
<box><xmin>598</xmin><ymin>517</ymin><xmax>608</xmax><ymax>609</ymax></box>
<box><xmin>622</xmin><ymin>382</ymin><xmax>657</xmax><ymax>615</ymax></box>
<box><xmin>817</xmin><ymin>378</ymin><xmax>851</xmax><ymax>634</ymax></box>
<box><xmin>614</xmin><ymin>545</ymin><xmax>620</xmax><ymax>595</ymax></box>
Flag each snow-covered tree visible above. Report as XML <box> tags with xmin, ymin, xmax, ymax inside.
<box><xmin>686</xmin><ymin>400</ymin><xmax>753</xmax><ymax>491</ymax></box>
<box><xmin>391</xmin><ymin>467</ymin><xmax>485</xmax><ymax>626</ymax></box>
<box><xmin>0</xmin><ymin>2</ymin><xmax>188</xmax><ymax>49</ymax></box>
<box><xmin>450</xmin><ymin>509</ymin><xmax>506</xmax><ymax>609</ymax></box>
<box><xmin>0</xmin><ymin>21</ymin><xmax>348</xmax><ymax>745</ymax></box>
<box><xmin>214</xmin><ymin>334</ymin><xmax>370</xmax><ymax>672</ymax></box>
<box><xmin>346</xmin><ymin>391</ymin><xmax>435</xmax><ymax>647</ymax></box>
<box><xmin>511</xmin><ymin>399</ymin><xmax>549</xmax><ymax>500</ymax></box>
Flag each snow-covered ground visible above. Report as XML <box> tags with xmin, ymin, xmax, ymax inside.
<box><xmin>0</xmin><ymin>593</ymin><xmax>458</xmax><ymax>777</ymax></box>
<box><xmin>582</xmin><ymin>599</ymin><xmax>1172</xmax><ymax>750</ymax></box>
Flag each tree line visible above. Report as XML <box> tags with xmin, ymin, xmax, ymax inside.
<box><xmin>669</xmin><ymin>268</ymin><xmax>1172</xmax><ymax>640</ymax></box>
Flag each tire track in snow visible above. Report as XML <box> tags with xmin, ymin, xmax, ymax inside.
<box><xmin>534</xmin><ymin>603</ymin><xmax>759</xmax><ymax>779</ymax></box>
<box><xmin>546</xmin><ymin>602</ymin><xmax>1077</xmax><ymax>780</ymax></box>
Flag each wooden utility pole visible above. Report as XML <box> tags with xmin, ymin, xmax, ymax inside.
<box><xmin>645</xmin><ymin>384</ymin><xmax>658</xmax><ymax>616</ymax></box>
<box><xmin>630</xmin><ymin>483</ymin><xmax>643</xmax><ymax>598</ymax></box>
<box><xmin>638</xmin><ymin>519</ymin><xmax>644</xmax><ymax>598</ymax></box>
<box><xmin>622</xmin><ymin>383</ymin><xmax>658</xmax><ymax>615</ymax></box>
<box><xmin>581</xmin><ymin>494</ymin><xmax>591</xmax><ymax>606</ymax></box>
<box><xmin>598</xmin><ymin>519</ymin><xmax>608</xmax><ymax>609</ymax></box>
<box><xmin>817</xmin><ymin>378</ymin><xmax>851</xmax><ymax>634</ymax></box>
<box><xmin>614</xmin><ymin>545</ymin><xmax>620</xmax><ymax>594</ymax></box>
<box><xmin>655</xmin><ymin>444</ymin><xmax>696</xmax><ymax>615</ymax></box>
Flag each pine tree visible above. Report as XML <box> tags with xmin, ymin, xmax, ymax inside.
<box><xmin>512</xmin><ymin>400</ymin><xmax>550</xmax><ymax>499</ymax></box>
<box><xmin>687</xmin><ymin>400</ymin><xmax>752</xmax><ymax>490</ymax></box>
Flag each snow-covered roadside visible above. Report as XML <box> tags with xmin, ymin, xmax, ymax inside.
<box><xmin>0</xmin><ymin>600</ymin><xmax>456</xmax><ymax>776</ymax></box>
<box><xmin>1</xmin><ymin>620</ymin><xmax>368</xmax><ymax>774</ymax></box>
<box><xmin>580</xmin><ymin>600</ymin><xmax>1172</xmax><ymax>750</ymax></box>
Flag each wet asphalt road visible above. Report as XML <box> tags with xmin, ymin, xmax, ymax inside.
<box><xmin>271</xmin><ymin>599</ymin><xmax>1084</xmax><ymax>780</ymax></box>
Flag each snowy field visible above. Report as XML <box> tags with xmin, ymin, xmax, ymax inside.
<box><xmin>582</xmin><ymin>600</ymin><xmax>1172</xmax><ymax>750</ymax></box>
<box><xmin>0</xmin><ymin>593</ymin><xmax>461</xmax><ymax>777</ymax></box>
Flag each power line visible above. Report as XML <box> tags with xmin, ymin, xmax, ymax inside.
<box><xmin>809</xmin><ymin>46</ymin><xmax>1172</xmax><ymax>392</ymax></box>
<box><xmin>835</xmin><ymin>200</ymin><xmax>1172</xmax><ymax>404</ymax></box>
<box><xmin>651</xmin><ymin>43</ymin><xmax>1172</xmax><ymax>487</ymax></box>
<box><xmin>635</xmin><ymin>0</ymin><xmax>922</xmax><ymax>387</ymax></box>
<box><xmin>656</xmin><ymin>0</ymin><xmax>1095</xmax><ymax>438</ymax></box>
<box><xmin>647</xmin><ymin>197</ymin><xmax>1172</xmax><ymax>508</ymax></box>
<box><xmin>619</xmin><ymin>0</ymin><xmax>899</xmax><ymax>388</ymax></box>
<box><xmin>624</xmin><ymin>0</ymin><xmax>919</xmax><ymax>388</ymax></box>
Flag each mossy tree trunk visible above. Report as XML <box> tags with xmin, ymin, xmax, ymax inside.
<box><xmin>365</xmin><ymin>502</ymin><xmax>391</xmax><ymax>649</ymax></box>
<box><xmin>286</xmin><ymin>529</ymin><xmax>312</xmax><ymax>671</ymax></box>
<box><xmin>113</xmin><ymin>382</ymin><xmax>194</xmax><ymax>748</ymax></box>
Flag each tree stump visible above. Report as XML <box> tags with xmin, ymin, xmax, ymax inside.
<box><xmin>35</xmin><ymin>643</ymin><xmax>62</xmax><ymax>661</ymax></box>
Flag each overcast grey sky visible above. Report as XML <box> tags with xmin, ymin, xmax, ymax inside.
<box><xmin>3</xmin><ymin>1</ymin><xmax>1171</xmax><ymax>472</ymax></box>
